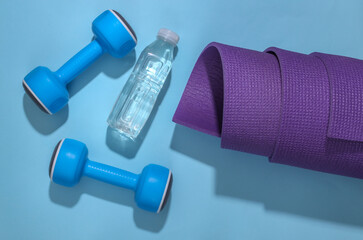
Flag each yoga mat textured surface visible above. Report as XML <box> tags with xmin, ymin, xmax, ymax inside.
<box><xmin>173</xmin><ymin>42</ymin><xmax>363</xmax><ymax>178</ymax></box>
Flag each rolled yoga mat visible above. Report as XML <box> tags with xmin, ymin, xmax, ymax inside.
<box><xmin>173</xmin><ymin>42</ymin><xmax>363</xmax><ymax>179</ymax></box>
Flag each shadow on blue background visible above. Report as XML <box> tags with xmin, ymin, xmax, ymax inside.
<box><xmin>23</xmin><ymin>94</ymin><xmax>69</xmax><ymax>134</ymax></box>
<box><xmin>171</xmin><ymin>125</ymin><xmax>363</xmax><ymax>227</ymax></box>
<box><xmin>23</xmin><ymin>49</ymin><xmax>136</xmax><ymax>135</ymax></box>
<box><xmin>48</xmin><ymin>178</ymin><xmax>171</xmax><ymax>232</ymax></box>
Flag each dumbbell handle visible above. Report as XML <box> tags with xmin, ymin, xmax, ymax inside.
<box><xmin>83</xmin><ymin>159</ymin><xmax>139</xmax><ymax>190</ymax></box>
<box><xmin>55</xmin><ymin>40</ymin><xmax>104</xmax><ymax>85</ymax></box>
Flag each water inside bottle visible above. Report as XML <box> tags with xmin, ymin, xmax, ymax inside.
<box><xmin>107</xmin><ymin>38</ymin><xmax>175</xmax><ymax>140</ymax></box>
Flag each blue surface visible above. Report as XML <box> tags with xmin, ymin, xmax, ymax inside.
<box><xmin>1</xmin><ymin>0</ymin><xmax>363</xmax><ymax>239</ymax></box>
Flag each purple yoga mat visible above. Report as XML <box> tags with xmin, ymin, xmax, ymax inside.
<box><xmin>173</xmin><ymin>42</ymin><xmax>363</xmax><ymax>179</ymax></box>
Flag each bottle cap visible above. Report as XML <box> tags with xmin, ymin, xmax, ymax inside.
<box><xmin>157</xmin><ymin>28</ymin><xmax>179</xmax><ymax>46</ymax></box>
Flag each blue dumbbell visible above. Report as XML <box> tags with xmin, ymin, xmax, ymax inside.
<box><xmin>23</xmin><ymin>10</ymin><xmax>137</xmax><ymax>114</ymax></box>
<box><xmin>49</xmin><ymin>138</ymin><xmax>172</xmax><ymax>213</ymax></box>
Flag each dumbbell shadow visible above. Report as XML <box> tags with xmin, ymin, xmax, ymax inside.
<box><xmin>23</xmin><ymin>94</ymin><xmax>69</xmax><ymax>135</ymax></box>
<box><xmin>23</xmin><ymin>50</ymin><xmax>136</xmax><ymax>135</ymax></box>
<box><xmin>48</xmin><ymin>179</ymin><xmax>171</xmax><ymax>232</ymax></box>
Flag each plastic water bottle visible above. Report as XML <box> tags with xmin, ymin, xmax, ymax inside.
<box><xmin>107</xmin><ymin>29</ymin><xmax>179</xmax><ymax>140</ymax></box>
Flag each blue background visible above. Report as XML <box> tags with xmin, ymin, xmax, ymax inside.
<box><xmin>1</xmin><ymin>0</ymin><xmax>363</xmax><ymax>239</ymax></box>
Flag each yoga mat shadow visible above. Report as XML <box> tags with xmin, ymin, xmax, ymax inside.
<box><xmin>171</xmin><ymin>124</ymin><xmax>363</xmax><ymax>227</ymax></box>
<box><xmin>48</xmin><ymin>177</ymin><xmax>171</xmax><ymax>233</ymax></box>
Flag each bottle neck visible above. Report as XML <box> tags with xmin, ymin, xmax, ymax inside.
<box><xmin>155</xmin><ymin>37</ymin><xmax>176</xmax><ymax>49</ymax></box>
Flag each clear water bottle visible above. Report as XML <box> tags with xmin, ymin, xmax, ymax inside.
<box><xmin>107</xmin><ymin>29</ymin><xmax>179</xmax><ymax>140</ymax></box>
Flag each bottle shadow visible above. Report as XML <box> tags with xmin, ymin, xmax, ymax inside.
<box><xmin>105</xmin><ymin>71</ymin><xmax>172</xmax><ymax>159</ymax></box>
<box><xmin>48</xmin><ymin>177</ymin><xmax>171</xmax><ymax>232</ymax></box>
<box><xmin>170</xmin><ymin>124</ymin><xmax>363</xmax><ymax>227</ymax></box>
<box><xmin>23</xmin><ymin>50</ymin><xmax>136</xmax><ymax>135</ymax></box>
